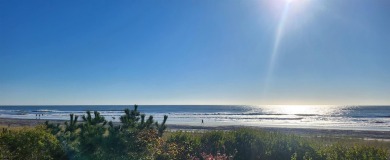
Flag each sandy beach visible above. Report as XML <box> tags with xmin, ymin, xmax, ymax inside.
<box><xmin>1</xmin><ymin>117</ymin><xmax>390</xmax><ymax>141</ymax></box>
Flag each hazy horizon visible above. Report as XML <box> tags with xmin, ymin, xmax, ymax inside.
<box><xmin>1</xmin><ymin>0</ymin><xmax>389</xmax><ymax>105</ymax></box>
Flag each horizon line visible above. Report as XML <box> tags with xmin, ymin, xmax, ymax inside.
<box><xmin>1</xmin><ymin>104</ymin><xmax>389</xmax><ymax>106</ymax></box>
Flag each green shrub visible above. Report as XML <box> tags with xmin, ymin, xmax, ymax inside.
<box><xmin>232</xmin><ymin>129</ymin><xmax>266</xmax><ymax>159</ymax></box>
<box><xmin>263</xmin><ymin>133</ymin><xmax>319</xmax><ymax>160</ymax></box>
<box><xmin>164</xmin><ymin>131</ymin><xmax>201</xmax><ymax>159</ymax></box>
<box><xmin>44</xmin><ymin>104</ymin><xmax>168</xmax><ymax>160</ymax></box>
<box><xmin>0</xmin><ymin>126</ymin><xmax>66</xmax><ymax>160</ymax></box>
<box><xmin>201</xmin><ymin>131</ymin><xmax>225</xmax><ymax>154</ymax></box>
<box><xmin>319</xmin><ymin>144</ymin><xmax>389</xmax><ymax>160</ymax></box>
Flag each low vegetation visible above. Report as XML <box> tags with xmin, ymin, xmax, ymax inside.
<box><xmin>0</xmin><ymin>105</ymin><xmax>389</xmax><ymax>160</ymax></box>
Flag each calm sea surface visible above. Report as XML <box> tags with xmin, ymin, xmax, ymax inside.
<box><xmin>0</xmin><ymin>105</ymin><xmax>389</xmax><ymax>131</ymax></box>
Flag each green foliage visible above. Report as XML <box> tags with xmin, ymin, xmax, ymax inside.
<box><xmin>81</xmin><ymin>110</ymin><xmax>107</xmax><ymax>126</ymax></box>
<box><xmin>164</xmin><ymin>128</ymin><xmax>389</xmax><ymax>160</ymax></box>
<box><xmin>200</xmin><ymin>130</ymin><xmax>236</xmax><ymax>156</ymax></box>
<box><xmin>64</xmin><ymin>114</ymin><xmax>78</xmax><ymax>133</ymax></box>
<box><xmin>261</xmin><ymin>132</ymin><xmax>318</xmax><ymax>160</ymax></box>
<box><xmin>120</xmin><ymin>105</ymin><xmax>141</xmax><ymax>128</ymax></box>
<box><xmin>164</xmin><ymin>131</ymin><xmax>202</xmax><ymax>159</ymax></box>
<box><xmin>0</xmin><ymin>126</ymin><xmax>66</xmax><ymax>160</ymax></box>
<box><xmin>43</xmin><ymin>104</ymin><xmax>169</xmax><ymax>160</ymax></box>
<box><xmin>45</xmin><ymin>121</ymin><xmax>61</xmax><ymax>135</ymax></box>
<box><xmin>156</xmin><ymin>115</ymin><xmax>168</xmax><ymax>137</ymax></box>
<box><xmin>76</xmin><ymin>111</ymin><xmax>107</xmax><ymax>159</ymax></box>
<box><xmin>318</xmin><ymin>144</ymin><xmax>389</xmax><ymax>160</ymax></box>
<box><xmin>232</xmin><ymin>129</ymin><xmax>265</xmax><ymax>159</ymax></box>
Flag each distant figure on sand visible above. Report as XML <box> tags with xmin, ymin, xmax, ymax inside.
<box><xmin>202</xmin><ymin>119</ymin><xmax>204</xmax><ymax>124</ymax></box>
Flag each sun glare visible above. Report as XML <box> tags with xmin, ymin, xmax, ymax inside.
<box><xmin>287</xmin><ymin>0</ymin><xmax>295</xmax><ymax>3</ymax></box>
<box><xmin>263</xmin><ymin>105</ymin><xmax>340</xmax><ymax>116</ymax></box>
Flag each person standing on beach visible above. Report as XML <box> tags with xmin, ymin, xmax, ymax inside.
<box><xmin>202</xmin><ymin>119</ymin><xmax>204</xmax><ymax>124</ymax></box>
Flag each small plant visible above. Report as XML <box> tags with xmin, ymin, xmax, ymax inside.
<box><xmin>64</xmin><ymin>113</ymin><xmax>78</xmax><ymax>133</ymax></box>
<box><xmin>156</xmin><ymin>115</ymin><xmax>168</xmax><ymax>137</ymax></box>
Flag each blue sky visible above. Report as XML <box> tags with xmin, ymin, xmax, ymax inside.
<box><xmin>0</xmin><ymin>0</ymin><xmax>389</xmax><ymax>105</ymax></box>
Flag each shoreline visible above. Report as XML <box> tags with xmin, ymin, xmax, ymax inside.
<box><xmin>1</xmin><ymin>118</ymin><xmax>390</xmax><ymax>141</ymax></box>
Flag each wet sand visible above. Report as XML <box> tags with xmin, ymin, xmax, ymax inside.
<box><xmin>1</xmin><ymin>118</ymin><xmax>390</xmax><ymax>140</ymax></box>
<box><xmin>0</xmin><ymin>118</ymin><xmax>66</xmax><ymax>127</ymax></box>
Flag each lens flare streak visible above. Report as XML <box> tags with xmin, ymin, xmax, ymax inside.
<box><xmin>263</xmin><ymin>1</ymin><xmax>292</xmax><ymax>96</ymax></box>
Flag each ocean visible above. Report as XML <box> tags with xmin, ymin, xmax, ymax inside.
<box><xmin>0</xmin><ymin>105</ymin><xmax>389</xmax><ymax>131</ymax></box>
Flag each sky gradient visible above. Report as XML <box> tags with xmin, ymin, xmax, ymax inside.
<box><xmin>1</xmin><ymin>0</ymin><xmax>389</xmax><ymax>105</ymax></box>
